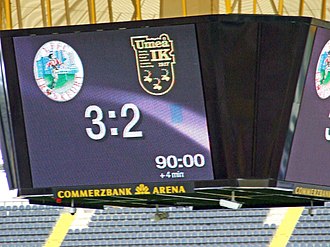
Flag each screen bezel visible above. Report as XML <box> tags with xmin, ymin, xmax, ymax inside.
<box><xmin>0</xmin><ymin>17</ymin><xmax>219</xmax><ymax>195</ymax></box>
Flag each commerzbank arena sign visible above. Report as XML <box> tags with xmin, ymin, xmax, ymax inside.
<box><xmin>53</xmin><ymin>182</ymin><xmax>194</xmax><ymax>199</ymax></box>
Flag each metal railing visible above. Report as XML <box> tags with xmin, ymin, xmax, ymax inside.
<box><xmin>0</xmin><ymin>1</ymin><xmax>328</xmax><ymax>33</ymax></box>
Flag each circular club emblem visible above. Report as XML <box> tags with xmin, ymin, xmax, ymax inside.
<box><xmin>34</xmin><ymin>41</ymin><xmax>84</xmax><ymax>102</ymax></box>
<box><xmin>316</xmin><ymin>40</ymin><xmax>330</xmax><ymax>99</ymax></box>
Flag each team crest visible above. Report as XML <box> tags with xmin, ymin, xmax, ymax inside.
<box><xmin>315</xmin><ymin>40</ymin><xmax>330</xmax><ymax>99</ymax></box>
<box><xmin>131</xmin><ymin>34</ymin><xmax>176</xmax><ymax>96</ymax></box>
<box><xmin>33</xmin><ymin>41</ymin><xmax>84</xmax><ymax>102</ymax></box>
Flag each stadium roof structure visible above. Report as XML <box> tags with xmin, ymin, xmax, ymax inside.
<box><xmin>1</xmin><ymin>0</ymin><xmax>330</xmax><ymax>30</ymax></box>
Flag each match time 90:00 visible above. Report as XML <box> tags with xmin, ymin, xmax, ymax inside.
<box><xmin>155</xmin><ymin>154</ymin><xmax>206</xmax><ymax>170</ymax></box>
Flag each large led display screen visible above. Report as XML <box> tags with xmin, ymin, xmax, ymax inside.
<box><xmin>13</xmin><ymin>24</ymin><xmax>214</xmax><ymax>188</ymax></box>
<box><xmin>285</xmin><ymin>27</ymin><xmax>330</xmax><ymax>187</ymax></box>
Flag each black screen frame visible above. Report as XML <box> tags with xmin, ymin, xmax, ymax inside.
<box><xmin>0</xmin><ymin>16</ymin><xmax>221</xmax><ymax>195</ymax></box>
<box><xmin>0</xmin><ymin>14</ymin><xmax>320</xmax><ymax>196</ymax></box>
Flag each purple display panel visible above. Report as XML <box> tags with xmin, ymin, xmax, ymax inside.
<box><xmin>285</xmin><ymin>27</ymin><xmax>330</xmax><ymax>186</ymax></box>
<box><xmin>13</xmin><ymin>24</ymin><xmax>214</xmax><ymax>188</ymax></box>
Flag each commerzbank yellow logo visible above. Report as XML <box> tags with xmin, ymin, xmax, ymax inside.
<box><xmin>55</xmin><ymin>183</ymin><xmax>188</xmax><ymax>199</ymax></box>
<box><xmin>134</xmin><ymin>184</ymin><xmax>151</xmax><ymax>195</ymax></box>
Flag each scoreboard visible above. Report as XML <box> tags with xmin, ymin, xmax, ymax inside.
<box><xmin>3</xmin><ymin>23</ymin><xmax>214</xmax><ymax>192</ymax></box>
<box><xmin>3</xmin><ymin>14</ymin><xmax>330</xmax><ymax>201</ymax></box>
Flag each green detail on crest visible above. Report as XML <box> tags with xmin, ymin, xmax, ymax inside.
<box><xmin>44</xmin><ymin>74</ymin><xmax>76</xmax><ymax>89</ymax></box>
<box><xmin>320</xmin><ymin>69</ymin><xmax>330</xmax><ymax>85</ymax></box>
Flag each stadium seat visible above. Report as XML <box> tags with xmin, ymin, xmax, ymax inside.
<box><xmin>1</xmin><ymin>204</ymin><xmax>329</xmax><ymax>247</ymax></box>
